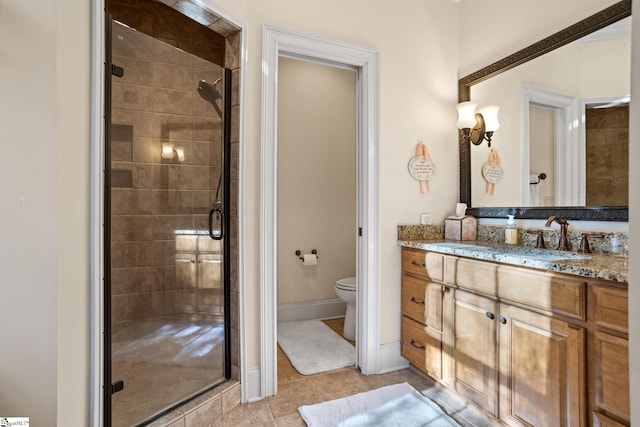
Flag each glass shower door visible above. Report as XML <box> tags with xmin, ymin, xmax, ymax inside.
<box><xmin>106</xmin><ymin>19</ymin><xmax>230</xmax><ymax>427</ymax></box>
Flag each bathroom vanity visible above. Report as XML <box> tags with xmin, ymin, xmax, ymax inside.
<box><xmin>399</xmin><ymin>242</ymin><xmax>629</xmax><ymax>427</ymax></box>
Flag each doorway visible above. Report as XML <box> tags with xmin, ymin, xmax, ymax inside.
<box><xmin>276</xmin><ymin>56</ymin><xmax>357</xmax><ymax>378</ymax></box>
<box><xmin>104</xmin><ymin>17</ymin><xmax>232</xmax><ymax>426</ymax></box>
<box><xmin>260</xmin><ymin>25</ymin><xmax>380</xmax><ymax>398</ymax></box>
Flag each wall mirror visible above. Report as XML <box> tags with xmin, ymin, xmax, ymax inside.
<box><xmin>459</xmin><ymin>0</ymin><xmax>630</xmax><ymax>221</ymax></box>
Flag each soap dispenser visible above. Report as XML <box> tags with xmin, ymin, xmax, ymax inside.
<box><xmin>505</xmin><ymin>215</ymin><xmax>517</xmax><ymax>245</ymax></box>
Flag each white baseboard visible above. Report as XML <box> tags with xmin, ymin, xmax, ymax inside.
<box><xmin>243</xmin><ymin>367</ymin><xmax>262</xmax><ymax>403</ymax></box>
<box><xmin>277</xmin><ymin>298</ymin><xmax>346</xmax><ymax>323</ymax></box>
<box><xmin>377</xmin><ymin>341</ymin><xmax>409</xmax><ymax>374</ymax></box>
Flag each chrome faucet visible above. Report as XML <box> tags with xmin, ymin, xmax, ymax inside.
<box><xmin>545</xmin><ymin>216</ymin><xmax>570</xmax><ymax>251</ymax></box>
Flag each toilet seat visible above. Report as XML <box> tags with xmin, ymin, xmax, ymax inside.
<box><xmin>336</xmin><ymin>276</ymin><xmax>356</xmax><ymax>291</ymax></box>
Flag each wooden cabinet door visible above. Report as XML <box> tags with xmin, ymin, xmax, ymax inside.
<box><xmin>592</xmin><ymin>331</ymin><xmax>629</xmax><ymax>424</ymax></box>
<box><xmin>453</xmin><ymin>289</ymin><xmax>498</xmax><ymax>415</ymax></box>
<box><xmin>498</xmin><ymin>303</ymin><xmax>585</xmax><ymax>427</ymax></box>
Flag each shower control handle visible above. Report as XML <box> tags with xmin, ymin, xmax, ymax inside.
<box><xmin>208</xmin><ymin>207</ymin><xmax>225</xmax><ymax>240</ymax></box>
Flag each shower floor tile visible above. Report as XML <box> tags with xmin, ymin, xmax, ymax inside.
<box><xmin>111</xmin><ymin>314</ymin><xmax>225</xmax><ymax>427</ymax></box>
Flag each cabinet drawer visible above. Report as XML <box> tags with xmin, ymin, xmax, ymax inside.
<box><xmin>402</xmin><ymin>276</ymin><xmax>427</xmax><ymax>324</ymax></box>
<box><xmin>497</xmin><ymin>265</ymin><xmax>585</xmax><ymax>319</ymax></box>
<box><xmin>591</xmin><ymin>285</ymin><xmax>628</xmax><ymax>333</ymax></box>
<box><xmin>402</xmin><ymin>276</ymin><xmax>443</xmax><ymax>330</ymax></box>
<box><xmin>455</xmin><ymin>258</ymin><xmax>498</xmax><ymax>296</ymax></box>
<box><xmin>402</xmin><ymin>248</ymin><xmax>443</xmax><ymax>281</ymax></box>
<box><xmin>401</xmin><ymin>316</ymin><xmax>441</xmax><ymax>379</ymax></box>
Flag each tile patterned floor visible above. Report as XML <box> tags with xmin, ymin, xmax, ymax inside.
<box><xmin>212</xmin><ymin>318</ymin><xmax>499</xmax><ymax>427</ymax></box>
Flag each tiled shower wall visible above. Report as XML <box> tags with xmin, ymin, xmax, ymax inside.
<box><xmin>108</xmin><ymin>0</ymin><xmax>241</xmax><ymax>378</ymax></box>
<box><xmin>585</xmin><ymin>105</ymin><xmax>629</xmax><ymax>206</ymax></box>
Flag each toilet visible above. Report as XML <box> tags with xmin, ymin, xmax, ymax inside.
<box><xmin>335</xmin><ymin>276</ymin><xmax>357</xmax><ymax>341</ymax></box>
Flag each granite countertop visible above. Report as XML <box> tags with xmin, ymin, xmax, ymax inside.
<box><xmin>399</xmin><ymin>239</ymin><xmax>628</xmax><ymax>284</ymax></box>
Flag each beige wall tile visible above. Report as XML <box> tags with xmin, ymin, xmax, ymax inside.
<box><xmin>224</xmin><ymin>32</ymin><xmax>241</xmax><ymax>71</ymax></box>
<box><xmin>192</xmin><ymin>117</ymin><xmax>221</xmax><ymax>142</ymax></box>
<box><xmin>153</xmin><ymin>113</ymin><xmax>194</xmax><ymax>140</ymax></box>
<box><xmin>112</xmin><ymin>140</ymin><xmax>133</xmax><ymax>162</ymax></box>
<box><xmin>184</xmin><ymin>396</ymin><xmax>221</xmax><ymax>427</ymax></box>
<box><xmin>230</xmin><ymin>105</ymin><xmax>239</xmax><ymax>144</ymax></box>
<box><xmin>112</xmin><ymin>22</ymin><xmax>155</xmax><ymax>60</ymax></box>
<box><xmin>152</xmin><ymin>61</ymin><xmax>194</xmax><ymax>91</ymax></box>
<box><xmin>153</xmin><ymin>88</ymin><xmax>194</xmax><ymax>115</ymax></box>
<box><xmin>153</xmin><ymin>164</ymin><xmax>195</xmax><ymax>190</ymax></box>
<box><xmin>152</xmin><ymin>189</ymin><xmax>194</xmax><ymax>215</ymax></box>
<box><xmin>221</xmin><ymin>383</ymin><xmax>241</xmax><ymax>415</ymax></box>
<box><xmin>113</xmin><ymin>55</ymin><xmax>154</xmax><ymax>86</ymax></box>
<box><xmin>112</xmin><ymin>265</ymin><xmax>176</xmax><ymax>295</ymax></box>
<box><xmin>192</xmin><ymin>190</ymin><xmax>215</xmax><ymax>214</ymax></box>
<box><xmin>112</xmin><ymin>82</ymin><xmax>154</xmax><ymax>112</ymax></box>
<box><xmin>111</xmin><ymin>188</ymin><xmax>153</xmax><ymax>215</ymax></box>
<box><xmin>193</xmin><ymin>166</ymin><xmax>212</xmax><ymax>191</ymax></box>
<box><xmin>112</xmin><ymin>109</ymin><xmax>155</xmax><ymax>138</ymax></box>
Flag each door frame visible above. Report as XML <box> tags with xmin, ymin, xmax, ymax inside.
<box><xmin>521</xmin><ymin>85</ymin><xmax>582</xmax><ymax>206</ymax></box>
<box><xmin>260</xmin><ymin>24</ymin><xmax>380</xmax><ymax>397</ymax></box>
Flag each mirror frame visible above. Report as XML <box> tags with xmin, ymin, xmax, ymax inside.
<box><xmin>459</xmin><ymin>0</ymin><xmax>630</xmax><ymax>221</ymax></box>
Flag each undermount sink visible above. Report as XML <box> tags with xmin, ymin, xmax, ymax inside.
<box><xmin>425</xmin><ymin>242</ymin><xmax>591</xmax><ymax>262</ymax></box>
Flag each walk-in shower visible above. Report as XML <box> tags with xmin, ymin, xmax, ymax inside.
<box><xmin>105</xmin><ymin>18</ymin><xmax>231</xmax><ymax>427</ymax></box>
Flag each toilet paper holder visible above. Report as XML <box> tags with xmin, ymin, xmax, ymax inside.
<box><xmin>295</xmin><ymin>249</ymin><xmax>318</xmax><ymax>260</ymax></box>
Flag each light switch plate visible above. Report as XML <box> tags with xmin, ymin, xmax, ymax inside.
<box><xmin>420</xmin><ymin>213</ymin><xmax>432</xmax><ymax>225</ymax></box>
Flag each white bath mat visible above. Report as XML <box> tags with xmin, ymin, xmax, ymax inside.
<box><xmin>298</xmin><ymin>382</ymin><xmax>458</xmax><ymax>427</ymax></box>
<box><xmin>277</xmin><ymin>319</ymin><xmax>355</xmax><ymax>375</ymax></box>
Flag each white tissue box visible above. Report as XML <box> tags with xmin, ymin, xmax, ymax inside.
<box><xmin>444</xmin><ymin>216</ymin><xmax>477</xmax><ymax>241</ymax></box>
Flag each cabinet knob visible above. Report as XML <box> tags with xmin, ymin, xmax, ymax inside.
<box><xmin>410</xmin><ymin>339</ymin><xmax>426</xmax><ymax>350</ymax></box>
<box><xmin>486</xmin><ymin>311</ymin><xmax>495</xmax><ymax>320</ymax></box>
<box><xmin>410</xmin><ymin>296</ymin><xmax>425</xmax><ymax>305</ymax></box>
<box><xmin>499</xmin><ymin>316</ymin><xmax>507</xmax><ymax>324</ymax></box>
<box><xmin>411</xmin><ymin>260</ymin><xmax>426</xmax><ymax>268</ymax></box>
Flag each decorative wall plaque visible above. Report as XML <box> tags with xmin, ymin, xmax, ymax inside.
<box><xmin>482</xmin><ymin>149</ymin><xmax>502</xmax><ymax>195</ymax></box>
<box><xmin>408</xmin><ymin>142</ymin><xmax>436</xmax><ymax>193</ymax></box>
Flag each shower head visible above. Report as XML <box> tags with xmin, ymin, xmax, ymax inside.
<box><xmin>197</xmin><ymin>78</ymin><xmax>223</xmax><ymax>117</ymax></box>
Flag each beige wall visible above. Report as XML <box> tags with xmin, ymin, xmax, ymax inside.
<box><xmin>0</xmin><ymin>0</ymin><xmax>60</xmax><ymax>424</ymax></box>
<box><xmin>276</xmin><ymin>58</ymin><xmax>356</xmax><ymax>306</ymax></box>
<box><xmin>458</xmin><ymin>0</ymin><xmax>620</xmax><ymax>76</ymax></box>
<box><xmin>57</xmin><ymin>0</ymin><xmax>91</xmax><ymax>423</ymax></box>
<box><xmin>629</xmin><ymin>0</ymin><xmax>639</xmax><ymax>423</ymax></box>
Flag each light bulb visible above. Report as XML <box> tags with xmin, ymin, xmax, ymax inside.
<box><xmin>479</xmin><ymin>105</ymin><xmax>500</xmax><ymax>132</ymax></box>
<box><xmin>456</xmin><ymin>102</ymin><xmax>478</xmax><ymax>129</ymax></box>
<box><xmin>175</xmin><ymin>146</ymin><xmax>185</xmax><ymax>162</ymax></box>
<box><xmin>161</xmin><ymin>143</ymin><xmax>175</xmax><ymax>159</ymax></box>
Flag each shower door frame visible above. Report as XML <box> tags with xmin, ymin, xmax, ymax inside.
<box><xmin>102</xmin><ymin>14</ymin><xmax>232</xmax><ymax>427</ymax></box>
<box><xmin>91</xmin><ymin>2</ymin><xmax>248</xmax><ymax>425</ymax></box>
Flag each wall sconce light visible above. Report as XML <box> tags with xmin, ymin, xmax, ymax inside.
<box><xmin>456</xmin><ymin>102</ymin><xmax>500</xmax><ymax>147</ymax></box>
<box><xmin>161</xmin><ymin>143</ymin><xmax>185</xmax><ymax>162</ymax></box>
